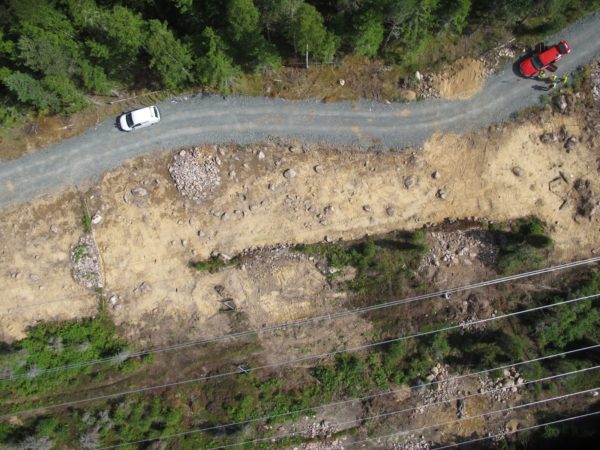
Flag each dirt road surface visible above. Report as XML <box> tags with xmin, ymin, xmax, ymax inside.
<box><xmin>0</xmin><ymin>10</ymin><xmax>599</xmax><ymax>209</ymax></box>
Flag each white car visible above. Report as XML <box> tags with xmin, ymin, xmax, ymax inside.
<box><xmin>119</xmin><ymin>105</ymin><xmax>161</xmax><ymax>131</ymax></box>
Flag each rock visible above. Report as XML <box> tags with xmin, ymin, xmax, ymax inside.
<box><xmin>50</xmin><ymin>224</ymin><xmax>58</xmax><ymax>234</ymax></box>
<box><xmin>324</xmin><ymin>205</ymin><xmax>334</xmax><ymax>215</ymax></box>
<box><xmin>415</xmin><ymin>71</ymin><xmax>423</xmax><ymax>82</ymax></box>
<box><xmin>338</xmin><ymin>79</ymin><xmax>345</xmax><ymax>86</ymax></box>
<box><xmin>540</xmin><ymin>132</ymin><xmax>557</xmax><ymax>143</ymax></box>
<box><xmin>91</xmin><ymin>212</ymin><xmax>102</xmax><ymax>224</ymax></box>
<box><xmin>564</xmin><ymin>136</ymin><xmax>577</xmax><ymax>152</ymax></box>
<box><xmin>283</xmin><ymin>168</ymin><xmax>297</xmax><ymax>179</ymax></box>
<box><xmin>386</xmin><ymin>207</ymin><xmax>397</xmax><ymax>217</ymax></box>
<box><xmin>249</xmin><ymin>204</ymin><xmax>258</xmax><ymax>211</ymax></box>
<box><xmin>314</xmin><ymin>165</ymin><xmax>324</xmax><ymax>174</ymax></box>
<box><xmin>512</xmin><ymin>166</ymin><xmax>524</xmax><ymax>177</ymax></box>
<box><xmin>404</xmin><ymin>176</ymin><xmax>416</xmax><ymax>189</ymax></box>
<box><xmin>363</xmin><ymin>205</ymin><xmax>373</xmax><ymax>213</ymax></box>
<box><xmin>289</xmin><ymin>146</ymin><xmax>302</xmax><ymax>154</ymax></box>
<box><xmin>257</xmin><ymin>150</ymin><xmax>265</xmax><ymax>160</ymax></box>
<box><xmin>555</xmin><ymin>95</ymin><xmax>568</xmax><ymax>112</ymax></box>
<box><xmin>220</xmin><ymin>212</ymin><xmax>230</xmax><ymax>221</ymax></box>
<box><xmin>436</xmin><ymin>189</ymin><xmax>446</xmax><ymax>200</ymax></box>
<box><xmin>324</xmin><ymin>235</ymin><xmax>332</xmax><ymax>243</ymax></box>
<box><xmin>131</xmin><ymin>187</ymin><xmax>148</xmax><ymax>197</ymax></box>
<box><xmin>29</xmin><ymin>273</ymin><xmax>39</xmax><ymax>282</ymax></box>
<box><xmin>138</xmin><ymin>282</ymin><xmax>151</xmax><ymax>294</ymax></box>
<box><xmin>109</xmin><ymin>295</ymin><xmax>118</xmax><ymax>306</ymax></box>
<box><xmin>502</xmin><ymin>369</ymin><xmax>511</xmax><ymax>377</ymax></box>
<box><xmin>432</xmin><ymin>171</ymin><xmax>441</xmax><ymax>180</ymax></box>
<box><xmin>179</xmin><ymin>150</ymin><xmax>187</xmax><ymax>157</ymax></box>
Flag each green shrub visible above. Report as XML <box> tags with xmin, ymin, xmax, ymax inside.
<box><xmin>192</xmin><ymin>255</ymin><xmax>239</xmax><ymax>272</ymax></box>
<box><xmin>0</xmin><ymin>316</ymin><xmax>132</xmax><ymax>398</ymax></box>
<box><xmin>494</xmin><ymin>217</ymin><xmax>552</xmax><ymax>274</ymax></box>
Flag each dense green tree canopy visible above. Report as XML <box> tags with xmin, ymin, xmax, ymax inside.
<box><xmin>0</xmin><ymin>0</ymin><xmax>597</xmax><ymax>123</ymax></box>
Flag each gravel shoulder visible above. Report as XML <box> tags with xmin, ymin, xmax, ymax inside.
<box><xmin>0</xmin><ymin>10</ymin><xmax>599</xmax><ymax>209</ymax></box>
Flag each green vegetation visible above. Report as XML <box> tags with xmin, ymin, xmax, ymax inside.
<box><xmin>192</xmin><ymin>255</ymin><xmax>240</xmax><ymax>273</ymax></box>
<box><xmin>489</xmin><ymin>217</ymin><xmax>553</xmax><ymax>274</ymax></box>
<box><xmin>72</xmin><ymin>243</ymin><xmax>88</xmax><ymax>262</ymax></box>
<box><xmin>0</xmin><ymin>315</ymin><xmax>135</xmax><ymax>400</ymax></box>
<box><xmin>2</xmin><ymin>0</ymin><xmax>600</xmax><ymax>127</ymax></box>
<box><xmin>296</xmin><ymin>230</ymin><xmax>427</xmax><ymax>297</ymax></box>
<box><xmin>2</xmin><ymin>225</ymin><xmax>599</xmax><ymax>448</ymax></box>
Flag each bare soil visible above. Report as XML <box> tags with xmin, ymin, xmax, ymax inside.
<box><xmin>1</xmin><ymin>103</ymin><xmax>599</xmax><ymax>344</ymax></box>
<box><xmin>434</xmin><ymin>58</ymin><xmax>487</xmax><ymax>100</ymax></box>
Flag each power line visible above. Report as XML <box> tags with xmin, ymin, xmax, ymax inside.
<box><xmin>98</xmin><ymin>352</ymin><xmax>600</xmax><ymax>449</ymax></box>
<box><xmin>3</xmin><ymin>255</ymin><xmax>598</xmax><ymax>315</ymax></box>
<box><xmin>3</xmin><ymin>292</ymin><xmax>599</xmax><ymax>418</ymax></box>
<box><xmin>200</xmin><ymin>370</ymin><xmax>600</xmax><ymax>450</ymax></box>
<box><xmin>3</xmin><ymin>256</ymin><xmax>599</xmax><ymax>380</ymax></box>
<box><xmin>350</xmin><ymin>386</ymin><xmax>600</xmax><ymax>449</ymax></box>
<box><xmin>431</xmin><ymin>410</ymin><xmax>600</xmax><ymax>449</ymax></box>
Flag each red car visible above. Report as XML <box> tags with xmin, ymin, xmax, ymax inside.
<box><xmin>519</xmin><ymin>39</ymin><xmax>571</xmax><ymax>78</ymax></box>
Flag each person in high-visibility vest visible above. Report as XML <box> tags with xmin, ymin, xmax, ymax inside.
<box><xmin>549</xmin><ymin>74</ymin><xmax>558</xmax><ymax>82</ymax></box>
<box><xmin>561</xmin><ymin>75</ymin><xmax>568</xmax><ymax>84</ymax></box>
<box><xmin>538</xmin><ymin>70</ymin><xmax>546</xmax><ymax>79</ymax></box>
<box><xmin>546</xmin><ymin>82</ymin><xmax>558</xmax><ymax>91</ymax></box>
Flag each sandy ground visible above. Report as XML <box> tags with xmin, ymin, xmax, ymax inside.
<box><xmin>434</xmin><ymin>58</ymin><xmax>487</xmax><ymax>100</ymax></box>
<box><xmin>0</xmin><ymin>107</ymin><xmax>598</xmax><ymax>343</ymax></box>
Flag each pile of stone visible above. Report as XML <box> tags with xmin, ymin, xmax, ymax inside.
<box><xmin>305</xmin><ymin>420</ymin><xmax>336</xmax><ymax>439</ymax></box>
<box><xmin>591</xmin><ymin>61</ymin><xmax>600</xmax><ymax>102</ymax></box>
<box><xmin>478</xmin><ymin>367</ymin><xmax>525</xmax><ymax>403</ymax></box>
<box><xmin>168</xmin><ymin>148</ymin><xmax>221</xmax><ymax>202</ymax></box>
<box><xmin>299</xmin><ymin>439</ymin><xmax>345</xmax><ymax>450</ymax></box>
<box><xmin>574</xmin><ymin>178</ymin><xmax>598</xmax><ymax>219</ymax></box>
<box><xmin>419</xmin><ymin>228</ymin><xmax>498</xmax><ymax>270</ymax></box>
<box><xmin>482</xmin><ymin>41</ymin><xmax>518</xmax><ymax>72</ymax></box>
<box><xmin>416</xmin><ymin>363</ymin><xmax>458</xmax><ymax>413</ymax></box>
<box><xmin>414</xmin><ymin>72</ymin><xmax>440</xmax><ymax>99</ymax></box>
<box><xmin>70</xmin><ymin>235</ymin><xmax>103</xmax><ymax>289</ymax></box>
<box><xmin>392</xmin><ymin>434</ymin><xmax>430</xmax><ymax>450</ymax></box>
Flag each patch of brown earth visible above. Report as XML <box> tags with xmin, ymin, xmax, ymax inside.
<box><xmin>435</xmin><ymin>58</ymin><xmax>487</xmax><ymax>100</ymax></box>
<box><xmin>1</xmin><ymin>109</ymin><xmax>599</xmax><ymax>342</ymax></box>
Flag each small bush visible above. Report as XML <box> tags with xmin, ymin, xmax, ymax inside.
<box><xmin>192</xmin><ymin>256</ymin><xmax>239</xmax><ymax>272</ymax></box>
<box><xmin>494</xmin><ymin>217</ymin><xmax>552</xmax><ymax>274</ymax></box>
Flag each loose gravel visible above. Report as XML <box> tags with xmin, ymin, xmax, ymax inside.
<box><xmin>168</xmin><ymin>147</ymin><xmax>221</xmax><ymax>202</ymax></box>
<box><xmin>70</xmin><ymin>234</ymin><xmax>103</xmax><ymax>289</ymax></box>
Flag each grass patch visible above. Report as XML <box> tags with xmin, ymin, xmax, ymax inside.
<box><xmin>72</xmin><ymin>243</ymin><xmax>88</xmax><ymax>262</ymax></box>
<box><xmin>0</xmin><ymin>315</ymin><xmax>136</xmax><ymax>401</ymax></box>
<box><xmin>491</xmin><ymin>217</ymin><xmax>553</xmax><ymax>274</ymax></box>
<box><xmin>295</xmin><ymin>229</ymin><xmax>427</xmax><ymax>298</ymax></box>
<box><xmin>191</xmin><ymin>255</ymin><xmax>240</xmax><ymax>273</ymax></box>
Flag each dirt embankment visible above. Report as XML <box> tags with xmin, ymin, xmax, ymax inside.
<box><xmin>434</xmin><ymin>58</ymin><xmax>488</xmax><ymax>100</ymax></box>
<box><xmin>1</xmin><ymin>104</ymin><xmax>599</xmax><ymax>343</ymax></box>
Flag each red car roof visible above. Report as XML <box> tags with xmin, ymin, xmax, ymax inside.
<box><xmin>519</xmin><ymin>40</ymin><xmax>571</xmax><ymax>77</ymax></box>
<box><xmin>538</xmin><ymin>46</ymin><xmax>562</xmax><ymax>66</ymax></box>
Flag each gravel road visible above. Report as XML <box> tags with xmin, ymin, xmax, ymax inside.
<box><xmin>1</xmin><ymin>10</ymin><xmax>599</xmax><ymax>209</ymax></box>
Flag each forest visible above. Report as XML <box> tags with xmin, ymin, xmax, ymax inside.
<box><xmin>0</xmin><ymin>0</ymin><xmax>598</xmax><ymax>126</ymax></box>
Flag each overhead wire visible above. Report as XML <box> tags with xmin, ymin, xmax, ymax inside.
<box><xmin>431</xmin><ymin>410</ymin><xmax>600</xmax><ymax>449</ymax></box>
<box><xmin>200</xmin><ymin>371</ymin><xmax>600</xmax><ymax>450</ymax></box>
<box><xmin>3</xmin><ymin>254</ymin><xmax>598</xmax><ymax>314</ymax></box>
<box><xmin>3</xmin><ymin>256</ymin><xmax>599</xmax><ymax>380</ymax></box>
<box><xmin>98</xmin><ymin>349</ymin><xmax>600</xmax><ymax>449</ymax></box>
<box><xmin>3</xmin><ymin>291</ymin><xmax>599</xmax><ymax>418</ymax></box>
<box><xmin>349</xmin><ymin>386</ymin><xmax>600</xmax><ymax>449</ymax></box>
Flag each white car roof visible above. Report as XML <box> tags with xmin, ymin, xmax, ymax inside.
<box><xmin>130</xmin><ymin>106</ymin><xmax>156</xmax><ymax>124</ymax></box>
